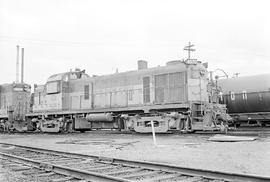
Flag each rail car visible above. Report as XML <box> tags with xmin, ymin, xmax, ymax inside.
<box><xmin>24</xmin><ymin>58</ymin><xmax>230</xmax><ymax>133</ymax></box>
<box><xmin>0</xmin><ymin>82</ymin><xmax>31</xmax><ymax>131</ymax></box>
<box><xmin>218</xmin><ymin>74</ymin><xmax>270</xmax><ymax>127</ymax></box>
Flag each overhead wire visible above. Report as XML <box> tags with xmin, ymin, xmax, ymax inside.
<box><xmin>0</xmin><ymin>35</ymin><xmax>92</xmax><ymax>47</ymax></box>
<box><xmin>0</xmin><ymin>35</ymin><xmax>146</xmax><ymax>47</ymax></box>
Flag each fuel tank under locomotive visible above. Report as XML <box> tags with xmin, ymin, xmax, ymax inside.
<box><xmin>74</xmin><ymin>113</ymin><xmax>119</xmax><ymax>132</ymax></box>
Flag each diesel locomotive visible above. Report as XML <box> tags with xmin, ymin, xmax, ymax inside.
<box><xmin>0</xmin><ymin>82</ymin><xmax>31</xmax><ymax>131</ymax></box>
<box><xmin>218</xmin><ymin>74</ymin><xmax>270</xmax><ymax>126</ymax></box>
<box><xmin>0</xmin><ymin>46</ymin><xmax>32</xmax><ymax>132</ymax></box>
<box><xmin>0</xmin><ymin>45</ymin><xmax>231</xmax><ymax>133</ymax></box>
<box><xmin>24</xmin><ymin>57</ymin><xmax>230</xmax><ymax>133</ymax></box>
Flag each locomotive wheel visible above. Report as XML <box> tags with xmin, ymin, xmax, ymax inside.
<box><xmin>0</xmin><ymin>126</ymin><xmax>4</xmax><ymax>132</ymax></box>
<box><xmin>235</xmin><ymin>123</ymin><xmax>241</xmax><ymax>128</ymax></box>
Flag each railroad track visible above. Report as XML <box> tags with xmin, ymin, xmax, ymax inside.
<box><xmin>0</xmin><ymin>157</ymin><xmax>84</xmax><ymax>182</ymax></box>
<box><xmin>0</xmin><ymin>143</ymin><xmax>269</xmax><ymax>182</ymax></box>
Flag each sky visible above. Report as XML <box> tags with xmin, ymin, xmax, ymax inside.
<box><xmin>0</xmin><ymin>0</ymin><xmax>269</xmax><ymax>85</ymax></box>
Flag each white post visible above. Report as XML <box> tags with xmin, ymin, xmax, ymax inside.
<box><xmin>151</xmin><ymin>120</ymin><xmax>157</xmax><ymax>146</ymax></box>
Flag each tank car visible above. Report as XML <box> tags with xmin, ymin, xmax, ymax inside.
<box><xmin>0</xmin><ymin>82</ymin><xmax>31</xmax><ymax>131</ymax></box>
<box><xmin>218</xmin><ymin>74</ymin><xmax>270</xmax><ymax>126</ymax></box>
<box><xmin>26</xmin><ymin>58</ymin><xmax>230</xmax><ymax>133</ymax></box>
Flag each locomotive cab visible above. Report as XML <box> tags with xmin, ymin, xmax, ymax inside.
<box><xmin>33</xmin><ymin>69</ymin><xmax>89</xmax><ymax>112</ymax></box>
<box><xmin>30</xmin><ymin>69</ymin><xmax>89</xmax><ymax>132</ymax></box>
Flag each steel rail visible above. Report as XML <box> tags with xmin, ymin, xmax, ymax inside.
<box><xmin>0</xmin><ymin>151</ymin><xmax>132</xmax><ymax>182</ymax></box>
<box><xmin>0</xmin><ymin>142</ymin><xmax>270</xmax><ymax>182</ymax></box>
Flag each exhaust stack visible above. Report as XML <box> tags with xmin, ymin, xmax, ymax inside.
<box><xmin>21</xmin><ymin>48</ymin><xmax>24</xmax><ymax>83</ymax></box>
<box><xmin>16</xmin><ymin>45</ymin><xmax>19</xmax><ymax>83</ymax></box>
<box><xmin>137</xmin><ymin>60</ymin><xmax>148</xmax><ymax>70</ymax></box>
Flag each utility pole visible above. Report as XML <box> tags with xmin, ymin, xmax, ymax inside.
<box><xmin>183</xmin><ymin>42</ymin><xmax>196</xmax><ymax>60</ymax></box>
<box><xmin>21</xmin><ymin>48</ymin><xmax>24</xmax><ymax>83</ymax></box>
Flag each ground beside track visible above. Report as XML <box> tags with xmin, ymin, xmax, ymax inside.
<box><xmin>0</xmin><ymin>131</ymin><xmax>269</xmax><ymax>178</ymax></box>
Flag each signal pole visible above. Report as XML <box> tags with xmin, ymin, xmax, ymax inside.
<box><xmin>183</xmin><ymin>42</ymin><xmax>196</xmax><ymax>60</ymax></box>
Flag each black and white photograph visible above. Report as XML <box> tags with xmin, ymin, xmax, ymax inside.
<box><xmin>0</xmin><ymin>0</ymin><xmax>270</xmax><ymax>181</ymax></box>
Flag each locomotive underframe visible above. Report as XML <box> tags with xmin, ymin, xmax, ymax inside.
<box><xmin>23</xmin><ymin>101</ymin><xmax>228</xmax><ymax>133</ymax></box>
<box><xmin>230</xmin><ymin>112</ymin><xmax>270</xmax><ymax>127</ymax></box>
